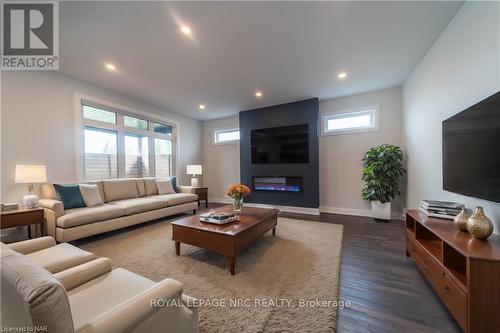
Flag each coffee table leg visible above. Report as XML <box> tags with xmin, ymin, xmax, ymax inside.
<box><xmin>272</xmin><ymin>227</ymin><xmax>276</xmax><ymax>236</ymax></box>
<box><xmin>228</xmin><ymin>256</ymin><xmax>235</xmax><ymax>275</ymax></box>
<box><xmin>175</xmin><ymin>242</ymin><xmax>180</xmax><ymax>255</ymax></box>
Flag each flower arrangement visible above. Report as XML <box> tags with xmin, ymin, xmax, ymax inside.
<box><xmin>226</xmin><ymin>184</ymin><xmax>251</xmax><ymax>214</ymax></box>
<box><xmin>226</xmin><ymin>184</ymin><xmax>251</xmax><ymax>200</ymax></box>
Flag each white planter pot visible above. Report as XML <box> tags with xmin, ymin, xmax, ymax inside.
<box><xmin>371</xmin><ymin>201</ymin><xmax>391</xmax><ymax>221</ymax></box>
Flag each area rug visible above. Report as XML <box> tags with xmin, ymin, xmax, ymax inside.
<box><xmin>75</xmin><ymin>216</ymin><xmax>344</xmax><ymax>333</ymax></box>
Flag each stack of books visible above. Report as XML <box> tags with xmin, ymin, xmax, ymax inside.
<box><xmin>418</xmin><ymin>200</ymin><xmax>464</xmax><ymax>220</ymax></box>
<box><xmin>199</xmin><ymin>211</ymin><xmax>239</xmax><ymax>225</ymax></box>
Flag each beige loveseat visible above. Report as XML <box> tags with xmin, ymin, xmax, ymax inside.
<box><xmin>1</xmin><ymin>237</ymin><xmax>198</xmax><ymax>333</ymax></box>
<box><xmin>39</xmin><ymin>178</ymin><xmax>198</xmax><ymax>242</ymax></box>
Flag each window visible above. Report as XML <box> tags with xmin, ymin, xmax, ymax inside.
<box><xmin>81</xmin><ymin>101</ymin><xmax>176</xmax><ymax>180</ymax></box>
<box><xmin>124</xmin><ymin>115</ymin><xmax>148</xmax><ymax>130</ymax></box>
<box><xmin>84</xmin><ymin>127</ymin><xmax>118</xmax><ymax>180</ymax></box>
<box><xmin>154</xmin><ymin>138</ymin><xmax>173</xmax><ymax>177</ymax></box>
<box><xmin>153</xmin><ymin>122</ymin><xmax>173</xmax><ymax>135</ymax></box>
<box><xmin>214</xmin><ymin>128</ymin><xmax>240</xmax><ymax>144</ymax></box>
<box><xmin>125</xmin><ymin>134</ymin><xmax>149</xmax><ymax>177</ymax></box>
<box><xmin>83</xmin><ymin>105</ymin><xmax>116</xmax><ymax>124</ymax></box>
<box><xmin>322</xmin><ymin>106</ymin><xmax>379</xmax><ymax>135</ymax></box>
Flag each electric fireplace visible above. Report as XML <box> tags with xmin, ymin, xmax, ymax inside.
<box><xmin>252</xmin><ymin>177</ymin><xmax>302</xmax><ymax>193</ymax></box>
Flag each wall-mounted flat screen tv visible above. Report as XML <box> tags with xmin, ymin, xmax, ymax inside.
<box><xmin>442</xmin><ymin>91</ymin><xmax>500</xmax><ymax>203</ymax></box>
<box><xmin>251</xmin><ymin>124</ymin><xmax>309</xmax><ymax>164</ymax></box>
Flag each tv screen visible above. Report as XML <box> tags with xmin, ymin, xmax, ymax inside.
<box><xmin>443</xmin><ymin>91</ymin><xmax>500</xmax><ymax>203</ymax></box>
<box><xmin>251</xmin><ymin>124</ymin><xmax>309</xmax><ymax>163</ymax></box>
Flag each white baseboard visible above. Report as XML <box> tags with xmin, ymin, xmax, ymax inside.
<box><xmin>209</xmin><ymin>198</ymin><xmax>320</xmax><ymax>215</ymax></box>
<box><xmin>319</xmin><ymin>206</ymin><xmax>405</xmax><ymax>221</ymax></box>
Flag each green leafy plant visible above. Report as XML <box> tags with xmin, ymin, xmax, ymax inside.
<box><xmin>362</xmin><ymin>144</ymin><xmax>406</xmax><ymax>203</ymax></box>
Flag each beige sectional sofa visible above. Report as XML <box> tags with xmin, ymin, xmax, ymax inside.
<box><xmin>1</xmin><ymin>237</ymin><xmax>198</xmax><ymax>332</ymax></box>
<box><xmin>39</xmin><ymin>178</ymin><xmax>198</xmax><ymax>242</ymax></box>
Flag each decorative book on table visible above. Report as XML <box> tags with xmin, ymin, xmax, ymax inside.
<box><xmin>199</xmin><ymin>211</ymin><xmax>239</xmax><ymax>224</ymax></box>
<box><xmin>418</xmin><ymin>200</ymin><xmax>464</xmax><ymax>220</ymax></box>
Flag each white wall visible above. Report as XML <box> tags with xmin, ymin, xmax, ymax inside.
<box><xmin>203</xmin><ymin>87</ymin><xmax>404</xmax><ymax>216</ymax></box>
<box><xmin>403</xmin><ymin>2</ymin><xmax>500</xmax><ymax>233</ymax></box>
<box><xmin>202</xmin><ymin>116</ymin><xmax>240</xmax><ymax>201</ymax></box>
<box><xmin>1</xmin><ymin>71</ymin><xmax>202</xmax><ymax>203</ymax></box>
<box><xmin>319</xmin><ymin>87</ymin><xmax>403</xmax><ymax>217</ymax></box>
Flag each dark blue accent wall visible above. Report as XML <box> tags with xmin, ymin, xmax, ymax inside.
<box><xmin>239</xmin><ymin>98</ymin><xmax>319</xmax><ymax>208</ymax></box>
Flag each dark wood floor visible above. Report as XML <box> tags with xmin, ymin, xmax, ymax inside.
<box><xmin>277</xmin><ymin>209</ymin><xmax>461</xmax><ymax>333</ymax></box>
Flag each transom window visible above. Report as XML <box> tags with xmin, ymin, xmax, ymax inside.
<box><xmin>214</xmin><ymin>128</ymin><xmax>240</xmax><ymax>144</ymax></box>
<box><xmin>81</xmin><ymin>101</ymin><xmax>176</xmax><ymax>180</ymax></box>
<box><xmin>321</xmin><ymin>106</ymin><xmax>379</xmax><ymax>135</ymax></box>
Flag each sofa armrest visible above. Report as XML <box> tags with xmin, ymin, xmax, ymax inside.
<box><xmin>39</xmin><ymin>199</ymin><xmax>64</xmax><ymax>238</ymax></box>
<box><xmin>39</xmin><ymin>199</ymin><xmax>64</xmax><ymax>217</ymax></box>
<box><xmin>179</xmin><ymin>186</ymin><xmax>196</xmax><ymax>194</ymax></box>
<box><xmin>54</xmin><ymin>258</ymin><xmax>112</xmax><ymax>291</ymax></box>
<box><xmin>6</xmin><ymin>236</ymin><xmax>56</xmax><ymax>254</ymax></box>
<box><xmin>78</xmin><ymin>278</ymin><xmax>188</xmax><ymax>333</ymax></box>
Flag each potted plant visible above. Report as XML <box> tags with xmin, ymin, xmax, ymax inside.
<box><xmin>226</xmin><ymin>184</ymin><xmax>251</xmax><ymax>215</ymax></box>
<box><xmin>362</xmin><ymin>144</ymin><xmax>406</xmax><ymax>221</ymax></box>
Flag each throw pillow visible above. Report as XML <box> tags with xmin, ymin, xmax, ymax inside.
<box><xmin>53</xmin><ymin>184</ymin><xmax>85</xmax><ymax>210</ymax></box>
<box><xmin>156</xmin><ymin>179</ymin><xmax>175</xmax><ymax>195</ymax></box>
<box><xmin>79</xmin><ymin>184</ymin><xmax>104</xmax><ymax>207</ymax></box>
<box><xmin>169</xmin><ymin>176</ymin><xmax>180</xmax><ymax>193</ymax></box>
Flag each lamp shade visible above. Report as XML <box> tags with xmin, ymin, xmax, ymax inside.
<box><xmin>15</xmin><ymin>165</ymin><xmax>47</xmax><ymax>183</ymax></box>
<box><xmin>186</xmin><ymin>165</ymin><xmax>202</xmax><ymax>175</ymax></box>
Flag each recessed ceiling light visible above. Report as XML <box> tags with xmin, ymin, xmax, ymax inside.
<box><xmin>105</xmin><ymin>63</ymin><xmax>116</xmax><ymax>71</ymax></box>
<box><xmin>198</xmin><ymin>104</ymin><xmax>206</xmax><ymax>110</ymax></box>
<box><xmin>180</xmin><ymin>26</ymin><xmax>192</xmax><ymax>35</ymax></box>
<box><xmin>337</xmin><ymin>72</ymin><xmax>347</xmax><ymax>79</ymax></box>
<box><xmin>255</xmin><ymin>91</ymin><xmax>263</xmax><ymax>98</ymax></box>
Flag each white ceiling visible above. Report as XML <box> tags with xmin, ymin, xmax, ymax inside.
<box><xmin>59</xmin><ymin>1</ymin><xmax>463</xmax><ymax>120</ymax></box>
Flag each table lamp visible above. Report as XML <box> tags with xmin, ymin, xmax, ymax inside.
<box><xmin>15</xmin><ymin>164</ymin><xmax>47</xmax><ymax>208</ymax></box>
<box><xmin>186</xmin><ymin>165</ymin><xmax>202</xmax><ymax>187</ymax></box>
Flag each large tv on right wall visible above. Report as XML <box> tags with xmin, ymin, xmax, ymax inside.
<box><xmin>443</xmin><ymin>91</ymin><xmax>500</xmax><ymax>203</ymax></box>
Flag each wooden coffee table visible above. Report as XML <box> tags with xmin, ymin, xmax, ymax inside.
<box><xmin>171</xmin><ymin>205</ymin><xmax>278</xmax><ymax>275</ymax></box>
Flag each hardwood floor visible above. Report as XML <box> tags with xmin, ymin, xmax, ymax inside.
<box><xmin>278</xmin><ymin>210</ymin><xmax>462</xmax><ymax>333</ymax></box>
<box><xmin>207</xmin><ymin>203</ymin><xmax>461</xmax><ymax>332</ymax></box>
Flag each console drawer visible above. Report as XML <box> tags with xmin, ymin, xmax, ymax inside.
<box><xmin>411</xmin><ymin>240</ymin><xmax>446</xmax><ymax>295</ymax></box>
<box><xmin>443</xmin><ymin>273</ymin><xmax>468</xmax><ymax>331</ymax></box>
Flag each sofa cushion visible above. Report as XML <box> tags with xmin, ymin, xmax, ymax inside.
<box><xmin>67</xmin><ymin>268</ymin><xmax>155</xmax><ymax>332</ymax></box>
<box><xmin>143</xmin><ymin>177</ymin><xmax>158</xmax><ymax>196</ymax></box>
<box><xmin>153</xmin><ymin>193</ymin><xmax>198</xmax><ymax>206</ymax></box>
<box><xmin>134</xmin><ymin>179</ymin><xmax>146</xmax><ymax>197</ymax></box>
<box><xmin>81</xmin><ymin>181</ymin><xmax>105</xmax><ymax>202</ymax></box>
<box><xmin>54</xmin><ymin>184</ymin><xmax>86</xmax><ymax>210</ymax></box>
<box><xmin>79</xmin><ymin>184</ymin><xmax>104</xmax><ymax>207</ymax></box>
<box><xmin>156</xmin><ymin>179</ymin><xmax>175</xmax><ymax>195</ymax></box>
<box><xmin>57</xmin><ymin>204</ymin><xmax>125</xmax><ymax>228</ymax></box>
<box><xmin>26</xmin><ymin>243</ymin><xmax>97</xmax><ymax>273</ymax></box>
<box><xmin>1</xmin><ymin>243</ymin><xmax>75</xmax><ymax>332</ymax></box>
<box><xmin>109</xmin><ymin>197</ymin><xmax>167</xmax><ymax>215</ymax></box>
<box><xmin>102</xmin><ymin>179</ymin><xmax>139</xmax><ymax>202</ymax></box>
<box><xmin>160</xmin><ymin>176</ymin><xmax>179</xmax><ymax>193</ymax></box>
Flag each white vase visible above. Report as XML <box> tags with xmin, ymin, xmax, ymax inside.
<box><xmin>371</xmin><ymin>201</ymin><xmax>391</xmax><ymax>221</ymax></box>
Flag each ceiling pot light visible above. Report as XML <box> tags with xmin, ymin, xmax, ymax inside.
<box><xmin>105</xmin><ymin>63</ymin><xmax>116</xmax><ymax>71</ymax></box>
<box><xmin>255</xmin><ymin>91</ymin><xmax>263</xmax><ymax>98</ymax></box>
<box><xmin>180</xmin><ymin>26</ymin><xmax>192</xmax><ymax>35</ymax></box>
<box><xmin>337</xmin><ymin>72</ymin><xmax>347</xmax><ymax>79</ymax></box>
<box><xmin>198</xmin><ymin>104</ymin><xmax>206</xmax><ymax>110</ymax></box>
